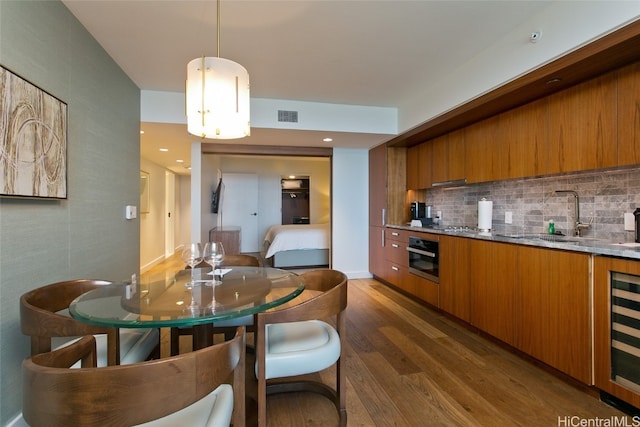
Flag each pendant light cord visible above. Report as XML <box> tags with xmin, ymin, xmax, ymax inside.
<box><xmin>216</xmin><ymin>0</ymin><xmax>221</xmax><ymax>58</ymax></box>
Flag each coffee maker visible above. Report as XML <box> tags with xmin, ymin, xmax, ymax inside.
<box><xmin>410</xmin><ymin>202</ymin><xmax>434</xmax><ymax>226</ymax></box>
<box><xmin>634</xmin><ymin>208</ymin><xmax>640</xmax><ymax>243</ymax></box>
<box><xmin>410</xmin><ymin>202</ymin><xmax>426</xmax><ymax>220</ymax></box>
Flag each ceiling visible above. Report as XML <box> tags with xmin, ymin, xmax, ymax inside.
<box><xmin>62</xmin><ymin>0</ymin><xmax>551</xmax><ymax>174</ymax></box>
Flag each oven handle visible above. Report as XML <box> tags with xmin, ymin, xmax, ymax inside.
<box><xmin>406</xmin><ymin>246</ymin><xmax>436</xmax><ymax>258</ymax></box>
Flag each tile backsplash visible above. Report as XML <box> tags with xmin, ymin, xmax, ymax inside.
<box><xmin>426</xmin><ymin>167</ymin><xmax>640</xmax><ymax>242</ymax></box>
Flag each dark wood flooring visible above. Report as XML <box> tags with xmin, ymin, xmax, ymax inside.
<box><xmin>144</xmin><ymin>255</ymin><xmax>628</xmax><ymax>426</ymax></box>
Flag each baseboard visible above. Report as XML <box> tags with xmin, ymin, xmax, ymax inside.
<box><xmin>6</xmin><ymin>413</ymin><xmax>29</xmax><ymax>427</ymax></box>
<box><xmin>141</xmin><ymin>254</ymin><xmax>168</xmax><ymax>273</ymax></box>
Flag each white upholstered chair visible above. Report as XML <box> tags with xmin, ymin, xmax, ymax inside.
<box><xmin>20</xmin><ymin>279</ymin><xmax>159</xmax><ymax>366</ymax></box>
<box><xmin>22</xmin><ymin>327</ymin><xmax>246</xmax><ymax>427</ymax></box>
<box><xmin>255</xmin><ymin>269</ymin><xmax>348</xmax><ymax>426</ymax></box>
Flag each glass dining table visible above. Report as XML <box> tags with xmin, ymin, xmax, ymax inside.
<box><xmin>69</xmin><ymin>267</ymin><xmax>305</xmax><ymax>350</ymax></box>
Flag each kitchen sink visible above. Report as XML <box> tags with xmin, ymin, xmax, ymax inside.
<box><xmin>496</xmin><ymin>233</ymin><xmax>599</xmax><ymax>243</ymax></box>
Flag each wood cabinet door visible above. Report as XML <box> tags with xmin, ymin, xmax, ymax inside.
<box><xmin>406</xmin><ymin>145</ymin><xmax>419</xmax><ymax>190</ymax></box>
<box><xmin>369</xmin><ymin>144</ymin><xmax>387</xmax><ymax>226</ymax></box>
<box><xmin>469</xmin><ymin>240</ymin><xmax>517</xmax><ymax>345</ymax></box>
<box><xmin>447</xmin><ymin>129</ymin><xmax>466</xmax><ymax>182</ymax></box>
<box><xmin>439</xmin><ymin>236</ymin><xmax>470</xmax><ymax>322</ymax></box>
<box><xmin>548</xmin><ymin>73</ymin><xmax>617</xmax><ymax>173</ymax></box>
<box><xmin>499</xmin><ymin>99</ymin><xmax>548</xmax><ymax>179</ymax></box>
<box><xmin>430</xmin><ymin>135</ymin><xmax>448</xmax><ymax>184</ymax></box>
<box><xmin>618</xmin><ymin>61</ymin><xmax>640</xmax><ymax>166</ymax></box>
<box><xmin>465</xmin><ymin>116</ymin><xmax>501</xmax><ymax>183</ymax></box>
<box><xmin>417</xmin><ymin>142</ymin><xmax>432</xmax><ymax>189</ymax></box>
<box><xmin>517</xmin><ymin>246</ymin><xmax>591</xmax><ymax>383</ymax></box>
<box><xmin>369</xmin><ymin>226</ymin><xmax>386</xmax><ymax>278</ymax></box>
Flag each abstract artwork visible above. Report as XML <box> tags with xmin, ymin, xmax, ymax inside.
<box><xmin>0</xmin><ymin>66</ymin><xmax>67</xmax><ymax>199</ymax></box>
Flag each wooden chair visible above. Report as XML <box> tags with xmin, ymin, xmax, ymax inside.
<box><xmin>255</xmin><ymin>269</ymin><xmax>348</xmax><ymax>426</ymax></box>
<box><xmin>20</xmin><ymin>279</ymin><xmax>159</xmax><ymax>366</ymax></box>
<box><xmin>22</xmin><ymin>327</ymin><xmax>246</xmax><ymax>427</ymax></box>
<box><xmin>171</xmin><ymin>254</ymin><xmax>260</xmax><ymax>355</ymax></box>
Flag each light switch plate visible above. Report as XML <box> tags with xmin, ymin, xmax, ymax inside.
<box><xmin>505</xmin><ymin>211</ymin><xmax>513</xmax><ymax>224</ymax></box>
<box><xmin>125</xmin><ymin>205</ymin><xmax>137</xmax><ymax>220</ymax></box>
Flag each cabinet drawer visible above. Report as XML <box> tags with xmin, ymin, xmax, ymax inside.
<box><xmin>385</xmin><ymin>228</ymin><xmax>408</xmax><ymax>243</ymax></box>
<box><xmin>386</xmin><ymin>240</ymin><xmax>408</xmax><ymax>266</ymax></box>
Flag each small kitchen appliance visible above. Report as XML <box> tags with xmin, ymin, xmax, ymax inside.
<box><xmin>410</xmin><ymin>202</ymin><xmax>426</xmax><ymax>220</ymax></box>
<box><xmin>634</xmin><ymin>208</ymin><xmax>640</xmax><ymax>243</ymax></box>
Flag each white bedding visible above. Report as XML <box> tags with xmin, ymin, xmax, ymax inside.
<box><xmin>263</xmin><ymin>223</ymin><xmax>330</xmax><ymax>258</ymax></box>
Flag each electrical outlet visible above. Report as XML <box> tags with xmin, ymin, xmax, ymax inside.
<box><xmin>505</xmin><ymin>211</ymin><xmax>513</xmax><ymax>224</ymax></box>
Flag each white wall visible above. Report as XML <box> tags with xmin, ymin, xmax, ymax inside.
<box><xmin>331</xmin><ymin>148</ymin><xmax>370</xmax><ymax>278</ymax></box>
<box><xmin>397</xmin><ymin>1</ymin><xmax>640</xmax><ymax>132</ymax></box>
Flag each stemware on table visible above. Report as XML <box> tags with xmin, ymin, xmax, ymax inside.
<box><xmin>181</xmin><ymin>243</ymin><xmax>203</xmax><ymax>288</ymax></box>
<box><xmin>203</xmin><ymin>241</ymin><xmax>225</xmax><ymax>285</ymax></box>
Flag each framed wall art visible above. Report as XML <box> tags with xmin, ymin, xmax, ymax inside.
<box><xmin>0</xmin><ymin>66</ymin><xmax>68</xmax><ymax>199</ymax></box>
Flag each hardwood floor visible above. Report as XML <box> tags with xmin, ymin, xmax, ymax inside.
<box><xmin>143</xmin><ymin>256</ymin><xmax>628</xmax><ymax>426</ymax></box>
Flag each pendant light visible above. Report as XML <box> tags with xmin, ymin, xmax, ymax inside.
<box><xmin>186</xmin><ymin>0</ymin><xmax>250</xmax><ymax>139</ymax></box>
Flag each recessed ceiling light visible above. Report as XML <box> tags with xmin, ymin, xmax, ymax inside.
<box><xmin>159</xmin><ymin>148</ymin><xmax>169</xmax><ymax>152</ymax></box>
<box><xmin>176</xmin><ymin>159</ymin><xmax>184</xmax><ymax>163</ymax></box>
<box><xmin>323</xmin><ymin>137</ymin><xmax>333</xmax><ymax>142</ymax></box>
<box><xmin>140</xmin><ymin>130</ymin><xmax>145</xmax><ymax>135</ymax></box>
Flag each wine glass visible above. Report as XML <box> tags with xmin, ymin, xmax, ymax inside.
<box><xmin>203</xmin><ymin>241</ymin><xmax>225</xmax><ymax>285</ymax></box>
<box><xmin>181</xmin><ymin>243</ymin><xmax>203</xmax><ymax>288</ymax></box>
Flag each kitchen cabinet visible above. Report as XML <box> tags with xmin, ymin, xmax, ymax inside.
<box><xmin>548</xmin><ymin>73</ymin><xmax>617</xmax><ymax>174</ymax></box>
<box><xmin>439</xmin><ymin>235</ymin><xmax>470</xmax><ymax>322</ymax></box>
<box><xmin>369</xmin><ymin>144</ymin><xmax>387</xmax><ymax>278</ymax></box>
<box><xmin>382</xmin><ymin>229</ymin><xmax>412</xmax><ymax>293</ymax></box>
<box><xmin>431</xmin><ymin>129</ymin><xmax>466</xmax><ymax>185</ymax></box>
<box><xmin>499</xmin><ymin>99</ymin><xmax>549</xmax><ymax>179</ymax></box>
<box><xmin>617</xmin><ymin>61</ymin><xmax>640</xmax><ymax>167</ymax></box>
<box><xmin>469</xmin><ymin>239</ymin><xmax>517</xmax><ymax>346</ymax></box>
<box><xmin>369</xmin><ymin>144</ymin><xmax>387</xmax><ymax>227</ymax></box>
<box><xmin>417</xmin><ymin>142</ymin><xmax>432</xmax><ymax>189</ymax></box>
<box><xmin>517</xmin><ymin>246</ymin><xmax>591</xmax><ymax>383</ymax></box>
<box><xmin>465</xmin><ymin>116</ymin><xmax>501</xmax><ymax>184</ymax></box>
<box><xmin>369</xmin><ymin>226</ymin><xmax>386</xmax><ymax>279</ymax></box>
<box><xmin>406</xmin><ymin>145</ymin><xmax>420</xmax><ymax>190</ymax></box>
<box><xmin>594</xmin><ymin>256</ymin><xmax>640</xmax><ymax>408</ymax></box>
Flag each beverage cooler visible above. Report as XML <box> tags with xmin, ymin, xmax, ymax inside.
<box><xmin>610</xmin><ymin>272</ymin><xmax>640</xmax><ymax>393</ymax></box>
<box><xmin>594</xmin><ymin>256</ymin><xmax>640</xmax><ymax>414</ymax></box>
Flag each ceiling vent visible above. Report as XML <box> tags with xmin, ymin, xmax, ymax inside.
<box><xmin>278</xmin><ymin>110</ymin><xmax>298</xmax><ymax>123</ymax></box>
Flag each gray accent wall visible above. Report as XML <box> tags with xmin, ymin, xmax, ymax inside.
<box><xmin>0</xmin><ymin>1</ymin><xmax>140</xmax><ymax>423</ymax></box>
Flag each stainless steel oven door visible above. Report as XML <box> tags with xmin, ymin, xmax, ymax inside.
<box><xmin>407</xmin><ymin>245</ymin><xmax>439</xmax><ymax>283</ymax></box>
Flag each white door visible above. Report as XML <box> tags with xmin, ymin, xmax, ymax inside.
<box><xmin>165</xmin><ymin>171</ymin><xmax>176</xmax><ymax>257</ymax></box>
<box><xmin>220</xmin><ymin>173</ymin><xmax>259</xmax><ymax>253</ymax></box>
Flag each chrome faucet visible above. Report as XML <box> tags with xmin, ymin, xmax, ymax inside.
<box><xmin>552</xmin><ymin>190</ymin><xmax>592</xmax><ymax>237</ymax></box>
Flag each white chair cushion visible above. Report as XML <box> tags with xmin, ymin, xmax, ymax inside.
<box><xmin>53</xmin><ymin>308</ymin><xmax>158</xmax><ymax>367</ymax></box>
<box><xmin>134</xmin><ymin>384</ymin><xmax>233</xmax><ymax>427</ymax></box>
<box><xmin>257</xmin><ymin>320</ymin><xmax>341</xmax><ymax>380</ymax></box>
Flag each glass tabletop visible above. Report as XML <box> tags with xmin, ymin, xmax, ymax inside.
<box><xmin>69</xmin><ymin>267</ymin><xmax>305</xmax><ymax>328</ymax></box>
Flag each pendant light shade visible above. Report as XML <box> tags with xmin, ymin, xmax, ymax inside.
<box><xmin>185</xmin><ymin>0</ymin><xmax>250</xmax><ymax>139</ymax></box>
<box><xmin>186</xmin><ymin>56</ymin><xmax>250</xmax><ymax>139</ymax></box>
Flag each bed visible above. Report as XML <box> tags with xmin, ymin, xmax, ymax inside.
<box><xmin>262</xmin><ymin>223</ymin><xmax>330</xmax><ymax>268</ymax></box>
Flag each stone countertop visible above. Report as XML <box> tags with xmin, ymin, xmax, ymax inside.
<box><xmin>387</xmin><ymin>224</ymin><xmax>640</xmax><ymax>261</ymax></box>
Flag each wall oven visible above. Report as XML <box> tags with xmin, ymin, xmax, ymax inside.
<box><xmin>407</xmin><ymin>236</ymin><xmax>439</xmax><ymax>283</ymax></box>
